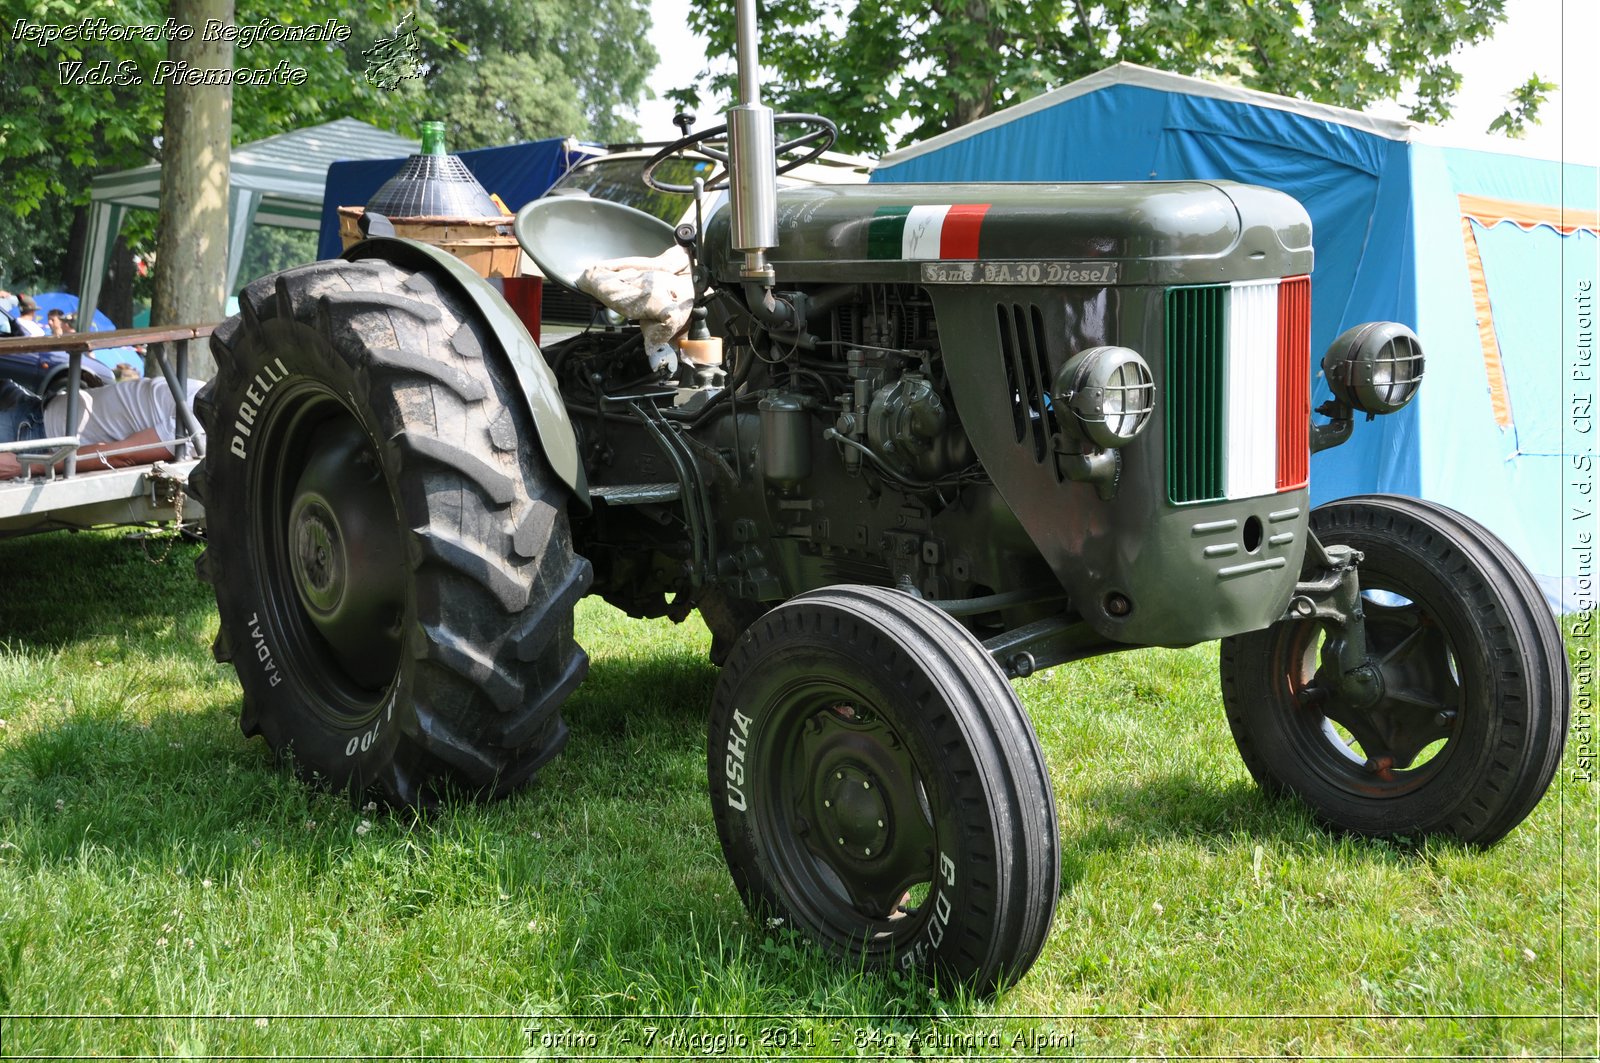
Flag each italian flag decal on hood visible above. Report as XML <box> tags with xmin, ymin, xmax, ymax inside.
<box><xmin>1164</xmin><ymin>276</ymin><xmax>1311</xmax><ymax>505</ymax></box>
<box><xmin>868</xmin><ymin>204</ymin><xmax>991</xmax><ymax>260</ymax></box>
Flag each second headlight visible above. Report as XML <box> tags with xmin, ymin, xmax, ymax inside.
<box><xmin>1053</xmin><ymin>346</ymin><xmax>1156</xmax><ymax>449</ymax></box>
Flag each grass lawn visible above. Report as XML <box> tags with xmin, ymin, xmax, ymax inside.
<box><xmin>0</xmin><ymin>529</ymin><xmax>1595</xmax><ymax>1059</ymax></box>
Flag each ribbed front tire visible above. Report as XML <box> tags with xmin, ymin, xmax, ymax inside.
<box><xmin>1221</xmin><ymin>495</ymin><xmax>1568</xmax><ymax>845</ymax></box>
<box><xmin>708</xmin><ymin>585</ymin><xmax>1060</xmax><ymax>995</ymax></box>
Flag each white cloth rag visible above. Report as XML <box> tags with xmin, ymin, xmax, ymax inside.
<box><xmin>575</xmin><ymin>246</ymin><xmax>695</xmax><ymax>372</ymax></box>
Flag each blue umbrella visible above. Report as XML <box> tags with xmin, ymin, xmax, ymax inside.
<box><xmin>33</xmin><ymin>291</ymin><xmax>139</xmax><ymax>373</ymax></box>
<box><xmin>31</xmin><ymin>292</ymin><xmax>118</xmax><ymax>332</ymax></box>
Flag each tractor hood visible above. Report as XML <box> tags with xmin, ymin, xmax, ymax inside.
<box><xmin>703</xmin><ymin>181</ymin><xmax>1312</xmax><ymax>287</ymax></box>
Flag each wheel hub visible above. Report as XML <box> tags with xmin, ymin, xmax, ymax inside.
<box><xmin>792</xmin><ymin>703</ymin><xmax>937</xmax><ymax>917</ymax></box>
<box><xmin>1336</xmin><ymin>662</ymin><xmax>1385</xmax><ymax>710</ymax></box>
<box><xmin>290</xmin><ymin>497</ymin><xmax>346</xmax><ymax>617</ymax></box>
<box><xmin>1307</xmin><ymin>595</ymin><xmax>1463</xmax><ymax>782</ymax></box>
<box><xmin>817</xmin><ymin>764</ymin><xmax>890</xmax><ymax>859</ymax></box>
<box><xmin>283</xmin><ymin>416</ymin><xmax>407</xmax><ymax>691</ymax></box>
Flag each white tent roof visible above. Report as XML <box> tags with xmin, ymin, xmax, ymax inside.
<box><xmin>79</xmin><ymin>118</ymin><xmax>418</xmax><ymax>323</ymax></box>
<box><xmin>878</xmin><ymin>62</ymin><xmax>1567</xmax><ymax>168</ymax></box>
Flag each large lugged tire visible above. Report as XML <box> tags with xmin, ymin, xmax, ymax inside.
<box><xmin>191</xmin><ymin>259</ymin><xmax>592</xmax><ymax>807</ymax></box>
<box><xmin>708</xmin><ymin>585</ymin><xmax>1060</xmax><ymax>995</ymax></box>
<box><xmin>1220</xmin><ymin>495</ymin><xmax>1568</xmax><ymax>845</ymax></box>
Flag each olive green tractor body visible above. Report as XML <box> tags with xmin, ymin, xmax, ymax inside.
<box><xmin>568</xmin><ymin>179</ymin><xmax>1319</xmax><ymax>662</ymax></box>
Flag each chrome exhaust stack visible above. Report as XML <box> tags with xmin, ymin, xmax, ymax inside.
<box><xmin>728</xmin><ymin>0</ymin><xmax>779</xmax><ymax>284</ymax></box>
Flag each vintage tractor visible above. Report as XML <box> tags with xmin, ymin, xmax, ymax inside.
<box><xmin>190</xmin><ymin>2</ymin><xmax>1568</xmax><ymax>995</ymax></box>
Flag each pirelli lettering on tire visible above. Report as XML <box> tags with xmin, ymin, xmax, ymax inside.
<box><xmin>228</xmin><ymin>357</ymin><xmax>290</xmax><ymax>460</ymax></box>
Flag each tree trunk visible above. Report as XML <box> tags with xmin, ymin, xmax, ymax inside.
<box><xmin>103</xmin><ymin>234</ymin><xmax>135</xmax><ymax>330</ymax></box>
<box><xmin>150</xmin><ymin>0</ymin><xmax>234</xmax><ymax>379</ymax></box>
<box><xmin>63</xmin><ymin>204</ymin><xmax>88</xmax><ymax>303</ymax></box>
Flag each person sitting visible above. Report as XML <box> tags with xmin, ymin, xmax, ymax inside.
<box><xmin>10</xmin><ymin>294</ymin><xmax>48</xmax><ymax>337</ymax></box>
<box><xmin>0</xmin><ymin>375</ymin><xmax>205</xmax><ymax>479</ymax></box>
<box><xmin>45</xmin><ymin>308</ymin><xmax>78</xmax><ymax>337</ymax></box>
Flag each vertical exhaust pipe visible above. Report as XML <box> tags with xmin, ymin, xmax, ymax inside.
<box><xmin>728</xmin><ymin>0</ymin><xmax>779</xmax><ymax>283</ymax></box>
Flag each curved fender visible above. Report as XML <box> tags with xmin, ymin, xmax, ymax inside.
<box><xmin>342</xmin><ymin>236</ymin><xmax>589</xmax><ymax>509</ymax></box>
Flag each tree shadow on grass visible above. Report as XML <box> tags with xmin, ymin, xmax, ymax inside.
<box><xmin>1064</xmin><ymin>769</ymin><xmax>1450</xmax><ymax>873</ymax></box>
<box><xmin>0</xmin><ymin>531</ymin><xmax>213</xmax><ymax>647</ymax></box>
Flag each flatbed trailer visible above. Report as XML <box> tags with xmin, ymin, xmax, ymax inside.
<box><xmin>0</xmin><ymin>324</ymin><xmax>213</xmax><ymax>539</ymax></box>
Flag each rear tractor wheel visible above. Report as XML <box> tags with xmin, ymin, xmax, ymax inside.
<box><xmin>708</xmin><ymin>585</ymin><xmax>1060</xmax><ymax>995</ymax></box>
<box><xmin>191</xmin><ymin>258</ymin><xmax>592</xmax><ymax>807</ymax></box>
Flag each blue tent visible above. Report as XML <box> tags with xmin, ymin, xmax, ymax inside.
<box><xmin>317</xmin><ymin>136</ymin><xmax>603</xmax><ymax>260</ymax></box>
<box><xmin>874</xmin><ymin>64</ymin><xmax>1598</xmax><ymax>608</ymax></box>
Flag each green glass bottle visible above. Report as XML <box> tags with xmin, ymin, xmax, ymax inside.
<box><xmin>366</xmin><ymin>119</ymin><xmax>500</xmax><ymax>218</ymax></box>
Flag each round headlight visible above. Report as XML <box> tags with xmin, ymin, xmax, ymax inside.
<box><xmin>1322</xmin><ymin>322</ymin><xmax>1424</xmax><ymax>415</ymax></box>
<box><xmin>1054</xmin><ymin>346</ymin><xmax>1155</xmax><ymax>449</ymax></box>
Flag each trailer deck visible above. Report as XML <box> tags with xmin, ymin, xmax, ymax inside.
<box><xmin>0</xmin><ymin>324</ymin><xmax>213</xmax><ymax>539</ymax></box>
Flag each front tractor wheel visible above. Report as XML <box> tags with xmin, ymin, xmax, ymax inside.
<box><xmin>191</xmin><ymin>259</ymin><xmax>592</xmax><ymax>808</ymax></box>
<box><xmin>1221</xmin><ymin>495</ymin><xmax>1568</xmax><ymax>845</ymax></box>
<box><xmin>708</xmin><ymin>586</ymin><xmax>1060</xmax><ymax>995</ymax></box>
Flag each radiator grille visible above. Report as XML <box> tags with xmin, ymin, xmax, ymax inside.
<box><xmin>540</xmin><ymin>282</ymin><xmax>604</xmax><ymax>328</ymax></box>
<box><xmin>1164</xmin><ymin>285</ymin><xmax>1227</xmax><ymax>504</ymax></box>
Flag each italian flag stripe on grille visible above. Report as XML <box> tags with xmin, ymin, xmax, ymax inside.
<box><xmin>869</xmin><ymin>204</ymin><xmax>990</xmax><ymax>259</ymax></box>
<box><xmin>1224</xmin><ymin>280</ymin><xmax>1281</xmax><ymax>499</ymax></box>
<box><xmin>1275</xmin><ymin>276</ymin><xmax>1312</xmax><ymax>490</ymax></box>
<box><xmin>1165</xmin><ymin>276</ymin><xmax>1311</xmax><ymax>504</ymax></box>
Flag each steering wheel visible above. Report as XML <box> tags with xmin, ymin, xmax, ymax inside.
<box><xmin>641</xmin><ymin>113</ymin><xmax>838</xmax><ymax>193</ymax></box>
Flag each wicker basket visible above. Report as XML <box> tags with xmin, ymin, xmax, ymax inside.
<box><xmin>337</xmin><ymin>207</ymin><xmax>522</xmax><ymax>279</ymax></box>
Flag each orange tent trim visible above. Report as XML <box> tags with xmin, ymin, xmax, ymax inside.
<box><xmin>1454</xmin><ymin>193</ymin><xmax>1597</xmax><ymax>434</ymax></box>
<box><xmin>1457</xmin><ymin>193</ymin><xmax>1600</xmax><ymax>236</ymax></box>
<box><xmin>1458</xmin><ymin>216</ymin><xmax>1514</xmax><ymax>430</ymax></box>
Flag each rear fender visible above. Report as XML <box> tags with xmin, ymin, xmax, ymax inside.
<box><xmin>342</xmin><ymin>237</ymin><xmax>589</xmax><ymax>509</ymax></box>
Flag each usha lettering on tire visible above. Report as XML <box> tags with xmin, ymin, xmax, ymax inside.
<box><xmin>191</xmin><ymin>258</ymin><xmax>591</xmax><ymax>806</ymax></box>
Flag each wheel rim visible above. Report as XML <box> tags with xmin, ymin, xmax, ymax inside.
<box><xmin>1285</xmin><ymin>573</ymin><xmax>1465</xmax><ymax>797</ymax></box>
<box><xmin>252</xmin><ymin>384</ymin><xmax>408</xmax><ymax>724</ymax></box>
<box><xmin>754</xmin><ymin>678</ymin><xmax>939</xmax><ymax>951</ymax></box>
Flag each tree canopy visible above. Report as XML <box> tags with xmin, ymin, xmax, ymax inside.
<box><xmin>424</xmin><ymin>0</ymin><xmax>657</xmax><ymax>147</ymax></box>
<box><xmin>675</xmin><ymin>0</ymin><xmax>1548</xmax><ymax>156</ymax></box>
<box><xmin>0</xmin><ymin>0</ymin><xmax>657</xmax><ymax>296</ymax></box>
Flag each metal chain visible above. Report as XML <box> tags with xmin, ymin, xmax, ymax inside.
<box><xmin>140</xmin><ymin>464</ymin><xmax>187</xmax><ymax>565</ymax></box>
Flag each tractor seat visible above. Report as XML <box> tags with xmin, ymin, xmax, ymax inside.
<box><xmin>513</xmin><ymin>194</ymin><xmax>677</xmax><ymax>292</ymax></box>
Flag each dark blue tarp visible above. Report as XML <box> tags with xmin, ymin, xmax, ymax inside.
<box><xmin>317</xmin><ymin>137</ymin><xmax>597</xmax><ymax>259</ymax></box>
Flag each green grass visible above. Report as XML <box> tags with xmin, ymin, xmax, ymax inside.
<box><xmin>0</xmin><ymin>530</ymin><xmax>1595</xmax><ymax>1059</ymax></box>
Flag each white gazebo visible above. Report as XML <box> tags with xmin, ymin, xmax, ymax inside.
<box><xmin>77</xmin><ymin>117</ymin><xmax>418</xmax><ymax>319</ymax></box>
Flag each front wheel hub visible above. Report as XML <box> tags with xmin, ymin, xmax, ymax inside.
<box><xmin>795</xmin><ymin>704</ymin><xmax>936</xmax><ymax>916</ymax></box>
<box><xmin>817</xmin><ymin>763</ymin><xmax>890</xmax><ymax>858</ymax></box>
